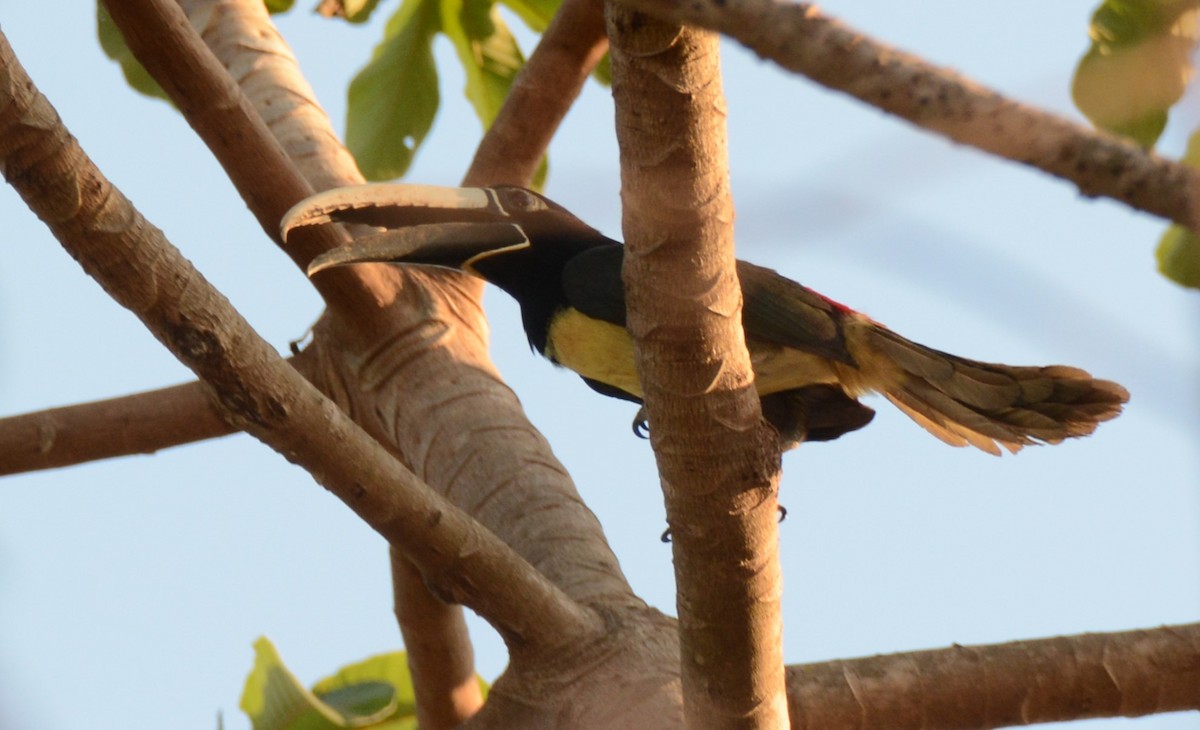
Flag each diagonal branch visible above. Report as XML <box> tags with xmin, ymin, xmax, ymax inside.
<box><xmin>464</xmin><ymin>0</ymin><xmax>608</xmax><ymax>187</ymax></box>
<box><xmin>178</xmin><ymin>0</ymin><xmax>366</xmax><ymax>193</ymax></box>
<box><xmin>97</xmin><ymin>0</ymin><xmax>626</xmax><ymax>720</ymax></box>
<box><xmin>607</xmin><ymin>5</ymin><xmax>787</xmax><ymax>727</ymax></box>
<box><xmin>103</xmin><ymin>0</ymin><xmax>638</xmax><ymax>618</ymax></box>
<box><xmin>0</xmin><ymin>0</ymin><xmax>614</xmax><ymax>484</ymax></box>
<box><xmin>0</xmin><ymin>26</ymin><xmax>601</xmax><ymax>656</ymax></box>
<box><xmin>785</xmin><ymin>623</ymin><xmax>1200</xmax><ymax>729</ymax></box>
<box><xmin>617</xmin><ymin>0</ymin><xmax>1200</xmax><ymax>232</ymax></box>
<box><xmin>101</xmin><ymin>0</ymin><xmax>387</xmax><ymax>319</ymax></box>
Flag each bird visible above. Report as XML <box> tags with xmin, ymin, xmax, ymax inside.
<box><xmin>281</xmin><ymin>183</ymin><xmax>1128</xmax><ymax>455</ymax></box>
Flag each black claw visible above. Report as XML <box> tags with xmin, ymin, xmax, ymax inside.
<box><xmin>777</xmin><ymin>504</ymin><xmax>787</xmax><ymax>523</ymax></box>
<box><xmin>660</xmin><ymin>527</ymin><xmax>671</xmax><ymax>543</ymax></box>
<box><xmin>631</xmin><ymin>406</ymin><xmax>650</xmax><ymax>438</ymax></box>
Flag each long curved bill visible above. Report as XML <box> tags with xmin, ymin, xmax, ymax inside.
<box><xmin>279</xmin><ymin>183</ymin><xmax>499</xmax><ymax>239</ymax></box>
<box><xmin>306</xmin><ymin>222</ymin><xmax>529</xmax><ymax>276</ymax></box>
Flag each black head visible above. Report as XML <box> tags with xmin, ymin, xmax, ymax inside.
<box><xmin>287</xmin><ymin>184</ymin><xmax>619</xmax><ymax>349</ymax></box>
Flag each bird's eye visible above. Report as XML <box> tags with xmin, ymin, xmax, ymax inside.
<box><xmin>502</xmin><ymin>188</ymin><xmax>545</xmax><ymax>214</ymax></box>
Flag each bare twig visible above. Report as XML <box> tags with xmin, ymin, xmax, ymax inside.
<box><xmin>0</xmin><ymin>349</ymin><xmax>318</xmax><ymax>477</ymax></box>
<box><xmin>391</xmin><ymin>548</ymin><xmax>485</xmax><ymax>728</ymax></box>
<box><xmin>464</xmin><ymin>0</ymin><xmax>608</xmax><ymax>187</ymax></box>
<box><xmin>0</xmin><ymin>28</ymin><xmax>601</xmax><ymax>652</ymax></box>
<box><xmin>607</xmin><ymin>5</ymin><xmax>787</xmax><ymax>727</ymax></box>
<box><xmin>0</xmin><ymin>381</ymin><xmax>230</xmax><ymax>476</ymax></box>
<box><xmin>786</xmin><ymin>623</ymin><xmax>1200</xmax><ymax>729</ymax></box>
<box><xmin>617</xmin><ymin>0</ymin><xmax>1200</xmax><ymax>232</ymax></box>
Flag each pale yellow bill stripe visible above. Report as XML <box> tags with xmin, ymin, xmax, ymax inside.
<box><xmin>280</xmin><ymin>183</ymin><xmax>493</xmax><ymax>240</ymax></box>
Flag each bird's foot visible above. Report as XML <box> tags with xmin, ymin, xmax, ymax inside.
<box><xmin>632</xmin><ymin>407</ymin><xmax>649</xmax><ymax>439</ymax></box>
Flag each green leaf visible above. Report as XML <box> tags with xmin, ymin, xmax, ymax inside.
<box><xmin>440</xmin><ymin>0</ymin><xmax>526</xmax><ymax>128</ymax></box>
<box><xmin>310</xmin><ymin>653</ymin><xmax>416</xmax><ymax>722</ymax></box>
<box><xmin>346</xmin><ymin>0</ymin><xmax>442</xmax><ymax>180</ymax></box>
<box><xmin>95</xmin><ymin>3</ymin><xmax>169</xmax><ymax>103</ymax></box>
<box><xmin>315</xmin><ymin>684</ymin><xmax>399</xmax><ymax>725</ymax></box>
<box><xmin>496</xmin><ymin>0</ymin><xmax>559</xmax><ymax>31</ymax></box>
<box><xmin>311</xmin><ymin>651</ymin><xmax>488</xmax><ymax>730</ymax></box>
<box><xmin>495</xmin><ymin>0</ymin><xmax>611</xmax><ymax>84</ymax></box>
<box><xmin>1072</xmin><ymin>0</ymin><xmax>1200</xmax><ymax>146</ymax></box>
<box><xmin>240</xmin><ymin>638</ymin><xmax>489</xmax><ymax>730</ymax></box>
<box><xmin>265</xmin><ymin>0</ymin><xmax>297</xmax><ymax>13</ymax></box>
<box><xmin>1156</xmin><ymin>224</ymin><xmax>1200</xmax><ymax>287</ymax></box>
<box><xmin>315</xmin><ymin>0</ymin><xmax>385</xmax><ymax>22</ymax></box>
<box><xmin>239</xmin><ymin>637</ymin><xmax>348</xmax><ymax>730</ymax></box>
<box><xmin>531</xmin><ymin>155</ymin><xmax>549</xmax><ymax>191</ymax></box>
<box><xmin>1155</xmin><ymin>125</ymin><xmax>1200</xmax><ymax>288</ymax></box>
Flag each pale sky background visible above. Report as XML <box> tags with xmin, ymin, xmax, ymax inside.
<box><xmin>1</xmin><ymin>2</ymin><xmax>1198</xmax><ymax>729</ymax></box>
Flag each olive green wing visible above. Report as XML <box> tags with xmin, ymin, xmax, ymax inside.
<box><xmin>563</xmin><ymin>248</ymin><xmax>855</xmax><ymax>366</ymax></box>
<box><xmin>736</xmin><ymin>260</ymin><xmax>855</xmax><ymax>365</ymax></box>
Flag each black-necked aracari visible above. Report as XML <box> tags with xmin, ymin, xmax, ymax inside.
<box><xmin>281</xmin><ymin>184</ymin><xmax>1128</xmax><ymax>454</ymax></box>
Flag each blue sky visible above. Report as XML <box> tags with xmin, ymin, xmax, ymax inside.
<box><xmin>1</xmin><ymin>2</ymin><xmax>1197</xmax><ymax>728</ymax></box>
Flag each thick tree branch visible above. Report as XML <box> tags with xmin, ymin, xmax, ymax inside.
<box><xmin>607</xmin><ymin>6</ymin><xmax>787</xmax><ymax>728</ymax></box>
<box><xmin>464</xmin><ymin>0</ymin><xmax>608</xmax><ymax>187</ymax></box>
<box><xmin>0</xmin><ymin>0</ymin><xmax>614</xmax><ymax>481</ymax></box>
<box><xmin>178</xmin><ymin>0</ymin><xmax>366</xmax><ymax>193</ymax></box>
<box><xmin>109</xmin><ymin>0</ymin><xmax>637</xmax><ymax>615</ymax></box>
<box><xmin>0</xmin><ymin>28</ymin><xmax>601</xmax><ymax>656</ymax></box>
<box><xmin>96</xmin><ymin>3</ymin><xmax>660</xmax><ymax>721</ymax></box>
<box><xmin>785</xmin><ymin>623</ymin><xmax>1200</xmax><ymax>729</ymax></box>
<box><xmin>100</xmin><ymin>0</ymin><xmax>389</xmax><ymax>319</ymax></box>
<box><xmin>99</xmin><ymin>0</ymin><xmax>639</xmax><ymax>719</ymax></box>
<box><xmin>618</xmin><ymin>0</ymin><xmax>1200</xmax><ymax>232</ymax></box>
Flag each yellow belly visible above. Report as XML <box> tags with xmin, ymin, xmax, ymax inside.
<box><xmin>544</xmin><ymin>308</ymin><xmax>851</xmax><ymax>398</ymax></box>
<box><xmin>545</xmin><ymin>309</ymin><xmax>643</xmax><ymax>396</ymax></box>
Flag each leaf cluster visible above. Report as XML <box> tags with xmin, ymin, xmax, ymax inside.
<box><xmin>239</xmin><ymin>636</ymin><xmax>488</xmax><ymax>729</ymax></box>
<box><xmin>1072</xmin><ymin>0</ymin><xmax>1200</xmax><ymax>287</ymax></box>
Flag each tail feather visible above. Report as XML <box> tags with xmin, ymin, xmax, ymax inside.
<box><xmin>865</xmin><ymin>326</ymin><xmax>1128</xmax><ymax>455</ymax></box>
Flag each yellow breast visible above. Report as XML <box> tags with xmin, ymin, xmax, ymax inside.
<box><xmin>544</xmin><ymin>308</ymin><xmax>857</xmax><ymax>399</ymax></box>
<box><xmin>545</xmin><ymin>309</ymin><xmax>643</xmax><ymax>397</ymax></box>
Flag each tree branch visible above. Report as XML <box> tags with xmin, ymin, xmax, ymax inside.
<box><xmin>617</xmin><ymin>0</ymin><xmax>1200</xmax><ymax>232</ymax></box>
<box><xmin>100</xmin><ymin>0</ymin><xmax>389</xmax><ymax>319</ymax></box>
<box><xmin>0</xmin><ymin>27</ymin><xmax>600</xmax><ymax>655</ymax></box>
<box><xmin>109</xmin><ymin>0</ymin><xmax>637</xmax><ymax>615</ymax></box>
<box><xmin>390</xmin><ymin>547</ymin><xmax>484</xmax><ymax>728</ymax></box>
<box><xmin>98</xmin><ymin>0</ymin><xmax>643</xmax><ymax>717</ymax></box>
<box><xmin>0</xmin><ymin>348</ymin><xmax>320</xmax><ymax>477</ymax></box>
<box><xmin>463</xmin><ymin>0</ymin><xmax>608</xmax><ymax>187</ymax></box>
<box><xmin>0</xmin><ymin>0</ymin><xmax>613</xmax><ymax>480</ymax></box>
<box><xmin>93</xmin><ymin>2</ymin><xmax>655</xmax><ymax>717</ymax></box>
<box><xmin>786</xmin><ymin>623</ymin><xmax>1200</xmax><ymax>729</ymax></box>
<box><xmin>607</xmin><ymin>6</ymin><xmax>787</xmax><ymax>728</ymax></box>
<box><xmin>0</xmin><ymin>379</ymin><xmax>228</xmax><ymax>476</ymax></box>
<box><xmin>178</xmin><ymin>0</ymin><xmax>366</xmax><ymax>193</ymax></box>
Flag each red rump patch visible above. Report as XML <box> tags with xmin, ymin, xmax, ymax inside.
<box><xmin>813</xmin><ymin>290</ymin><xmax>857</xmax><ymax>316</ymax></box>
<box><xmin>811</xmin><ymin>289</ymin><xmax>886</xmax><ymax>327</ymax></box>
